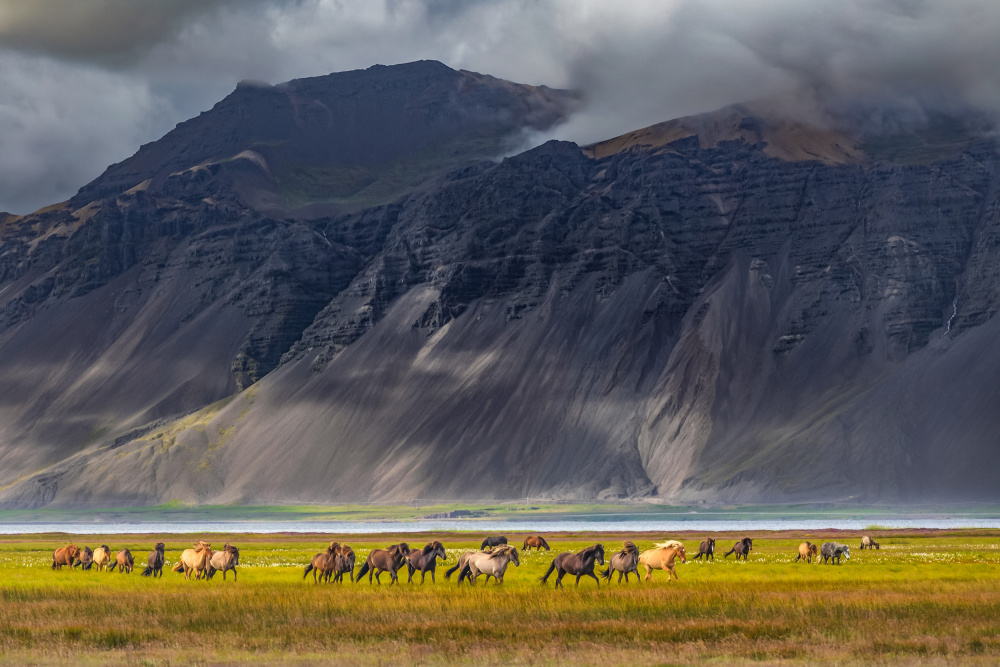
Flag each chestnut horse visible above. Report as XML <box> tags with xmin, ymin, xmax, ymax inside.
<box><xmin>111</xmin><ymin>549</ymin><xmax>134</xmax><ymax>574</ymax></box>
<box><xmin>457</xmin><ymin>544</ymin><xmax>520</xmax><ymax>585</ymax></box>
<box><xmin>304</xmin><ymin>542</ymin><xmax>341</xmax><ymax>584</ymax></box>
<box><xmin>522</xmin><ymin>535</ymin><xmax>550</xmax><ymax>551</ymax></box>
<box><xmin>795</xmin><ymin>542</ymin><xmax>818</xmax><ymax>563</ymax></box>
<box><xmin>74</xmin><ymin>546</ymin><xmax>94</xmax><ymax>570</ymax></box>
<box><xmin>141</xmin><ymin>543</ymin><xmax>165</xmax><ymax>577</ymax></box>
<box><xmin>601</xmin><ymin>541</ymin><xmax>640</xmax><ymax>583</ymax></box>
<box><xmin>540</xmin><ymin>544</ymin><xmax>605</xmax><ymax>589</ymax></box>
<box><xmin>93</xmin><ymin>546</ymin><xmax>113</xmax><ymax>572</ymax></box>
<box><xmin>356</xmin><ymin>543</ymin><xmax>410</xmax><ymax>585</ymax></box>
<box><xmin>52</xmin><ymin>545</ymin><xmax>80</xmax><ymax>570</ymax></box>
<box><xmin>638</xmin><ymin>543</ymin><xmax>686</xmax><ymax>582</ymax></box>
<box><xmin>724</xmin><ymin>537</ymin><xmax>753</xmax><ymax>561</ymax></box>
<box><xmin>207</xmin><ymin>544</ymin><xmax>239</xmax><ymax>581</ymax></box>
<box><xmin>172</xmin><ymin>541</ymin><xmax>212</xmax><ymax>580</ymax></box>
<box><xmin>406</xmin><ymin>541</ymin><xmax>447</xmax><ymax>584</ymax></box>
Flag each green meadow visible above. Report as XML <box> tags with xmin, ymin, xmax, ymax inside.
<box><xmin>1</xmin><ymin>530</ymin><xmax>999</xmax><ymax>665</ymax></box>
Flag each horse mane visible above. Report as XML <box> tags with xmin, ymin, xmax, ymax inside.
<box><xmin>422</xmin><ymin>543</ymin><xmax>435</xmax><ymax>555</ymax></box>
<box><xmin>653</xmin><ymin>541</ymin><xmax>683</xmax><ymax>550</ymax></box>
<box><xmin>578</xmin><ymin>544</ymin><xmax>603</xmax><ymax>559</ymax></box>
<box><xmin>619</xmin><ymin>541</ymin><xmax>639</xmax><ymax>556</ymax></box>
<box><xmin>154</xmin><ymin>542</ymin><xmax>165</xmax><ymax>550</ymax></box>
<box><xmin>489</xmin><ymin>544</ymin><xmax>515</xmax><ymax>558</ymax></box>
<box><xmin>225</xmin><ymin>544</ymin><xmax>239</xmax><ymax>554</ymax></box>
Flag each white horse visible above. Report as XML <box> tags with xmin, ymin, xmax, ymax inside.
<box><xmin>457</xmin><ymin>545</ymin><xmax>520</xmax><ymax>584</ymax></box>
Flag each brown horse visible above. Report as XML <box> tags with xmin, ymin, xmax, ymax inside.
<box><xmin>111</xmin><ymin>549</ymin><xmax>134</xmax><ymax>574</ymax></box>
<box><xmin>332</xmin><ymin>546</ymin><xmax>356</xmax><ymax>583</ymax></box>
<box><xmin>93</xmin><ymin>545</ymin><xmax>113</xmax><ymax>572</ymax></box>
<box><xmin>207</xmin><ymin>544</ymin><xmax>239</xmax><ymax>581</ymax></box>
<box><xmin>795</xmin><ymin>542</ymin><xmax>818</xmax><ymax>563</ymax></box>
<box><xmin>356</xmin><ymin>543</ymin><xmax>410</xmax><ymax>585</ymax></box>
<box><xmin>74</xmin><ymin>546</ymin><xmax>94</xmax><ymax>571</ymax></box>
<box><xmin>692</xmin><ymin>538</ymin><xmax>716</xmax><ymax>561</ymax></box>
<box><xmin>522</xmin><ymin>535</ymin><xmax>551</xmax><ymax>552</ymax></box>
<box><xmin>304</xmin><ymin>542</ymin><xmax>341</xmax><ymax>584</ymax></box>
<box><xmin>540</xmin><ymin>544</ymin><xmax>605</xmax><ymax>589</ymax></box>
<box><xmin>52</xmin><ymin>545</ymin><xmax>80</xmax><ymax>570</ymax></box>
<box><xmin>724</xmin><ymin>537</ymin><xmax>753</xmax><ymax>561</ymax></box>
<box><xmin>861</xmin><ymin>536</ymin><xmax>880</xmax><ymax>550</ymax></box>
<box><xmin>406</xmin><ymin>541</ymin><xmax>447</xmax><ymax>584</ymax></box>
<box><xmin>638</xmin><ymin>543</ymin><xmax>686</xmax><ymax>582</ymax></box>
<box><xmin>601</xmin><ymin>541</ymin><xmax>640</xmax><ymax>583</ymax></box>
<box><xmin>141</xmin><ymin>543</ymin><xmax>165</xmax><ymax>577</ymax></box>
<box><xmin>171</xmin><ymin>541</ymin><xmax>212</xmax><ymax>580</ymax></box>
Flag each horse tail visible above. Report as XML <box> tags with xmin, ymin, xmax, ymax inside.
<box><xmin>457</xmin><ymin>564</ymin><xmax>472</xmax><ymax>584</ymax></box>
<box><xmin>172</xmin><ymin>562</ymin><xmax>184</xmax><ymax>573</ymax></box>
<box><xmin>599</xmin><ymin>566</ymin><xmax>612</xmax><ymax>581</ymax></box>
<box><xmin>355</xmin><ymin>561</ymin><xmax>370</xmax><ymax>583</ymax></box>
<box><xmin>444</xmin><ymin>562</ymin><xmax>461</xmax><ymax>579</ymax></box>
<box><xmin>141</xmin><ymin>565</ymin><xmax>153</xmax><ymax>577</ymax></box>
<box><xmin>539</xmin><ymin>561</ymin><xmax>556</xmax><ymax>583</ymax></box>
<box><xmin>303</xmin><ymin>563</ymin><xmax>313</xmax><ymax>579</ymax></box>
<box><xmin>723</xmin><ymin>548</ymin><xmax>734</xmax><ymax>559</ymax></box>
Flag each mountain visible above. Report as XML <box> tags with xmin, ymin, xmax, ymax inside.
<box><xmin>2</xmin><ymin>62</ymin><xmax>999</xmax><ymax>507</ymax></box>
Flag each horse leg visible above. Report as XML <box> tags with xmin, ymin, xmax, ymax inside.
<box><xmin>644</xmin><ymin>564</ymin><xmax>652</xmax><ymax>582</ymax></box>
<box><xmin>586</xmin><ymin>571</ymin><xmax>600</xmax><ymax>588</ymax></box>
<box><xmin>554</xmin><ymin>570</ymin><xmax>565</xmax><ymax>590</ymax></box>
<box><xmin>618</xmin><ymin>571</ymin><xmax>624</xmax><ymax>584</ymax></box>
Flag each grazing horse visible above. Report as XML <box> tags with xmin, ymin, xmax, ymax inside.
<box><xmin>332</xmin><ymin>546</ymin><xmax>356</xmax><ymax>583</ymax></box>
<box><xmin>74</xmin><ymin>546</ymin><xmax>94</xmax><ymax>570</ymax></box>
<box><xmin>141</xmin><ymin>543</ymin><xmax>165</xmax><ymax>577</ymax></box>
<box><xmin>172</xmin><ymin>541</ymin><xmax>212</xmax><ymax>580</ymax></box>
<box><xmin>93</xmin><ymin>546</ymin><xmax>113</xmax><ymax>572</ymax></box>
<box><xmin>112</xmin><ymin>549</ymin><xmax>134</xmax><ymax>574</ymax></box>
<box><xmin>522</xmin><ymin>535</ymin><xmax>551</xmax><ymax>552</ymax></box>
<box><xmin>481</xmin><ymin>536</ymin><xmax>507</xmax><ymax>551</ymax></box>
<box><xmin>820</xmin><ymin>542</ymin><xmax>850</xmax><ymax>565</ymax></box>
<box><xmin>601</xmin><ymin>541</ymin><xmax>641</xmax><ymax>583</ymax></box>
<box><xmin>356</xmin><ymin>543</ymin><xmax>410</xmax><ymax>585</ymax></box>
<box><xmin>540</xmin><ymin>544</ymin><xmax>605</xmax><ymax>589</ymax></box>
<box><xmin>795</xmin><ymin>542</ymin><xmax>819</xmax><ymax>563</ymax></box>
<box><xmin>52</xmin><ymin>545</ymin><xmax>81</xmax><ymax>570</ymax></box>
<box><xmin>457</xmin><ymin>544</ymin><xmax>520</xmax><ymax>585</ymax></box>
<box><xmin>207</xmin><ymin>544</ymin><xmax>239</xmax><ymax>581</ymax></box>
<box><xmin>724</xmin><ymin>537</ymin><xmax>753</xmax><ymax>561</ymax></box>
<box><xmin>304</xmin><ymin>542</ymin><xmax>341</xmax><ymax>584</ymax></box>
<box><xmin>692</xmin><ymin>538</ymin><xmax>716</xmax><ymax>561</ymax></box>
<box><xmin>861</xmin><ymin>536</ymin><xmax>880</xmax><ymax>550</ymax></box>
<box><xmin>406</xmin><ymin>541</ymin><xmax>447</xmax><ymax>584</ymax></box>
<box><xmin>638</xmin><ymin>543</ymin><xmax>687</xmax><ymax>582</ymax></box>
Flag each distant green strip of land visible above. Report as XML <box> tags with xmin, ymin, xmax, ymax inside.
<box><xmin>1</xmin><ymin>501</ymin><xmax>998</xmax><ymax>524</ymax></box>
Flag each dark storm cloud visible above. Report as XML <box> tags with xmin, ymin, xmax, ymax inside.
<box><xmin>1</xmin><ymin>0</ymin><xmax>998</xmax><ymax>214</ymax></box>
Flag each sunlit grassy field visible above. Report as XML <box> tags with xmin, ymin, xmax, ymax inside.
<box><xmin>1</xmin><ymin>530</ymin><xmax>999</xmax><ymax>665</ymax></box>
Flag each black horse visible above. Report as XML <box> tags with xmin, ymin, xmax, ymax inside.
<box><xmin>406</xmin><ymin>541</ymin><xmax>447</xmax><ymax>584</ymax></box>
<box><xmin>141</xmin><ymin>543</ymin><xmax>165</xmax><ymax>577</ymax></box>
<box><xmin>540</xmin><ymin>544</ymin><xmax>605</xmax><ymax>589</ymax></box>
<box><xmin>481</xmin><ymin>536</ymin><xmax>508</xmax><ymax>551</ymax></box>
<box><xmin>692</xmin><ymin>538</ymin><xmax>716</xmax><ymax>561</ymax></box>
<box><xmin>724</xmin><ymin>537</ymin><xmax>753</xmax><ymax>561</ymax></box>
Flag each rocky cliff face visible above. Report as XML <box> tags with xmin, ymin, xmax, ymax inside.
<box><xmin>1</xmin><ymin>63</ymin><xmax>998</xmax><ymax>507</ymax></box>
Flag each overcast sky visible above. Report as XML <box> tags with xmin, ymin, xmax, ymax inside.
<box><xmin>1</xmin><ymin>0</ymin><xmax>998</xmax><ymax>213</ymax></box>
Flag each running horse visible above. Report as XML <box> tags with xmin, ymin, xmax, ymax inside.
<box><xmin>601</xmin><ymin>541</ymin><xmax>640</xmax><ymax>583</ymax></box>
<box><xmin>52</xmin><ymin>545</ymin><xmax>81</xmax><ymax>570</ymax></box>
<box><xmin>171</xmin><ymin>541</ymin><xmax>212</xmax><ymax>580</ymax></box>
<box><xmin>795</xmin><ymin>542</ymin><xmax>818</xmax><ymax>563</ymax></box>
<box><xmin>332</xmin><ymin>545</ymin><xmax>356</xmax><ymax>583</ymax></box>
<box><xmin>539</xmin><ymin>544</ymin><xmax>605</xmax><ymax>589</ymax></box>
<box><xmin>355</xmin><ymin>543</ymin><xmax>410</xmax><ymax>585</ymax></box>
<box><xmin>142</xmin><ymin>543</ymin><xmax>166</xmax><ymax>577</ymax></box>
<box><xmin>457</xmin><ymin>544</ymin><xmax>520</xmax><ymax>585</ymax></box>
<box><xmin>207</xmin><ymin>544</ymin><xmax>240</xmax><ymax>581</ymax></box>
<box><xmin>304</xmin><ymin>542</ymin><xmax>341</xmax><ymax>584</ymax></box>
<box><xmin>406</xmin><ymin>541</ymin><xmax>447</xmax><ymax>584</ymax></box>
<box><xmin>638</xmin><ymin>542</ymin><xmax>687</xmax><ymax>582</ymax></box>
<box><xmin>692</xmin><ymin>538</ymin><xmax>715</xmax><ymax>561</ymax></box>
<box><xmin>723</xmin><ymin>537</ymin><xmax>753</xmax><ymax>561</ymax></box>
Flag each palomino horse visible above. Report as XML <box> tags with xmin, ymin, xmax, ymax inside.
<box><xmin>142</xmin><ymin>543</ymin><xmax>165</xmax><ymax>577</ymax></box>
<box><xmin>795</xmin><ymin>542</ymin><xmax>818</xmax><ymax>563</ymax></box>
<box><xmin>304</xmin><ymin>541</ymin><xmax>341</xmax><ymax>584</ymax></box>
<box><xmin>332</xmin><ymin>546</ymin><xmax>356</xmax><ymax>583</ymax></box>
<box><xmin>638</xmin><ymin>543</ymin><xmax>687</xmax><ymax>582</ymax></box>
<box><xmin>540</xmin><ymin>544</ymin><xmax>605</xmax><ymax>589</ymax></box>
<box><xmin>207</xmin><ymin>544</ymin><xmax>239</xmax><ymax>581</ymax></box>
<box><xmin>481</xmin><ymin>536</ymin><xmax>507</xmax><ymax>551</ymax></box>
<box><xmin>52</xmin><ymin>545</ymin><xmax>81</xmax><ymax>570</ymax></box>
<box><xmin>861</xmin><ymin>536</ymin><xmax>880</xmax><ymax>550</ymax></box>
<box><xmin>522</xmin><ymin>535</ymin><xmax>550</xmax><ymax>552</ymax></box>
<box><xmin>75</xmin><ymin>546</ymin><xmax>94</xmax><ymax>570</ymax></box>
<box><xmin>601</xmin><ymin>541</ymin><xmax>640</xmax><ymax>583</ymax></box>
<box><xmin>692</xmin><ymin>538</ymin><xmax>715</xmax><ymax>561</ymax></box>
<box><xmin>111</xmin><ymin>549</ymin><xmax>134</xmax><ymax>573</ymax></box>
<box><xmin>406</xmin><ymin>541</ymin><xmax>447</xmax><ymax>584</ymax></box>
<box><xmin>93</xmin><ymin>546</ymin><xmax>113</xmax><ymax>572</ymax></box>
<box><xmin>724</xmin><ymin>537</ymin><xmax>753</xmax><ymax>561</ymax></box>
<box><xmin>457</xmin><ymin>544</ymin><xmax>520</xmax><ymax>585</ymax></box>
<box><xmin>172</xmin><ymin>541</ymin><xmax>212</xmax><ymax>580</ymax></box>
<box><xmin>356</xmin><ymin>543</ymin><xmax>410</xmax><ymax>585</ymax></box>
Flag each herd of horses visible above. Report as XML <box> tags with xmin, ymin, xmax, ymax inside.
<box><xmin>49</xmin><ymin>534</ymin><xmax>878</xmax><ymax>586</ymax></box>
